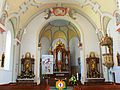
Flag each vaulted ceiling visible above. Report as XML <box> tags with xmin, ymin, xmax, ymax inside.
<box><xmin>39</xmin><ymin>19</ymin><xmax>81</xmax><ymax>42</ymax></box>
<box><xmin>4</xmin><ymin>0</ymin><xmax>117</xmax><ymax>34</ymax></box>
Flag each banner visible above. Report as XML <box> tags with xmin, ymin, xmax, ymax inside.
<box><xmin>42</xmin><ymin>55</ymin><xmax>53</xmax><ymax>74</ymax></box>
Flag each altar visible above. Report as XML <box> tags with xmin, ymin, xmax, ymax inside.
<box><xmin>53</xmin><ymin>40</ymin><xmax>70</xmax><ymax>72</ymax></box>
<box><xmin>44</xmin><ymin>40</ymin><xmax>71</xmax><ymax>86</ymax></box>
<box><xmin>86</xmin><ymin>52</ymin><xmax>105</xmax><ymax>83</ymax></box>
<box><xmin>17</xmin><ymin>52</ymin><xmax>35</xmax><ymax>85</ymax></box>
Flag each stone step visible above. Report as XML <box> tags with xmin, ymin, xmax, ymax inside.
<box><xmin>50</xmin><ymin>86</ymin><xmax>73</xmax><ymax>90</ymax></box>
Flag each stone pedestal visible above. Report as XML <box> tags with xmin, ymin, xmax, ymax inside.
<box><xmin>16</xmin><ymin>78</ymin><xmax>36</xmax><ymax>85</ymax></box>
<box><xmin>86</xmin><ymin>78</ymin><xmax>105</xmax><ymax>82</ymax></box>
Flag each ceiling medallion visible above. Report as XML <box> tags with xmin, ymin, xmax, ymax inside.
<box><xmin>44</xmin><ymin>7</ymin><xmax>76</xmax><ymax>20</ymax></box>
<box><xmin>52</xmin><ymin>7</ymin><xmax>68</xmax><ymax>16</ymax></box>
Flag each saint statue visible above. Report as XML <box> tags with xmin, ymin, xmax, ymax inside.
<box><xmin>24</xmin><ymin>52</ymin><xmax>31</xmax><ymax>74</ymax></box>
<box><xmin>1</xmin><ymin>52</ymin><xmax>5</xmax><ymax>67</ymax></box>
<box><xmin>58</xmin><ymin>50</ymin><xmax>62</xmax><ymax>61</ymax></box>
<box><xmin>57</xmin><ymin>50</ymin><xmax>62</xmax><ymax>72</ymax></box>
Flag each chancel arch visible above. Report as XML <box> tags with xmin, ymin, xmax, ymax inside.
<box><xmin>1</xmin><ymin>1</ymin><xmax>120</xmax><ymax>89</ymax></box>
<box><xmin>20</xmin><ymin>8</ymin><xmax>102</xmax><ymax>84</ymax></box>
<box><xmin>38</xmin><ymin>19</ymin><xmax>82</xmax><ymax>85</ymax></box>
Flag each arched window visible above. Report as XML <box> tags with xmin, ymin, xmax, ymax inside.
<box><xmin>118</xmin><ymin>0</ymin><xmax>120</xmax><ymax>9</ymax></box>
<box><xmin>4</xmin><ymin>31</ymin><xmax>11</xmax><ymax>70</ymax></box>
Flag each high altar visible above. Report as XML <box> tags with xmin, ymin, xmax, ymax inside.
<box><xmin>48</xmin><ymin>40</ymin><xmax>71</xmax><ymax>85</ymax></box>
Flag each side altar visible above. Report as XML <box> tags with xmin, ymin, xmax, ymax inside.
<box><xmin>86</xmin><ymin>52</ymin><xmax>104</xmax><ymax>83</ymax></box>
<box><xmin>17</xmin><ymin>52</ymin><xmax>35</xmax><ymax>85</ymax></box>
<box><xmin>45</xmin><ymin>40</ymin><xmax>71</xmax><ymax>86</ymax></box>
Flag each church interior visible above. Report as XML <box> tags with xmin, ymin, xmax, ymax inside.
<box><xmin>0</xmin><ymin>0</ymin><xmax>120</xmax><ymax>90</ymax></box>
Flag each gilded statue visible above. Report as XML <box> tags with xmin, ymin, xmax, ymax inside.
<box><xmin>24</xmin><ymin>52</ymin><xmax>31</xmax><ymax>74</ymax></box>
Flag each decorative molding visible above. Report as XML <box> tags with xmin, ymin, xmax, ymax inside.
<box><xmin>15</xmin><ymin>29</ymin><xmax>24</xmax><ymax>45</ymax></box>
<box><xmin>83</xmin><ymin>0</ymin><xmax>114</xmax><ymax>35</ymax></box>
<box><xmin>0</xmin><ymin>10</ymin><xmax>8</xmax><ymax>25</ymax></box>
<box><xmin>0</xmin><ymin>10</ymin><xmax>8</xmax><ymax>33</ymax></box>
<box><xmin>44</xmin><ymin>7</ymin><xmax>76</xmax><ymax>20</ymax></box>
<box><xmin>68</xmin><ymin>8</ymin><xmax>76</xmax><ymax>20</ymax></box>
<box><xmin>5</xmin><ymin>0</ymin><xmax>116</xmax><ymax>38</ymax></box>
<box><xmin>112</xmin><ymin>10</ymin><xmax>120</xmax><ymax>32</ymax></box>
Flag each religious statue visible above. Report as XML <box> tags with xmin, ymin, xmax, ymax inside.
<box><xmin>58</xmin><ymin>50</ymin><xmax>62</xmax><ymax>61</ymax></box>
<box><xmin>57</xmin><ymin>50</ymin><xmax>62</xmax><ymax>72</ymax></box>
<box><xmin>18</xmin><ymin>52</ymin><xmax>35</xmax><ymax>78</ymax></box>
<box><xmin>65</xmin><ymin>55</ymin><xmax>68</xmax><ymax>70</ymax></box>
<box><xmin>1</xmin><ymin>52</ymin><xmax>5</xmax><ymax>67</ymax></box>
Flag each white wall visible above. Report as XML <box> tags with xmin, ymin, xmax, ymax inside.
<box><xmin>107</xmin><ymin>17</ymin><xmax>120</xmax><ymax>82</ymax></box>
<box><xmin>70</xmin><ymin>37</ymin><xmax>80</xmax><ymax>66</ymax></box>
<box><xmin>0</xmin><ymin>20</ymin><xmax>14</xmax><ymax>84</ymax></box>
<box><xmin>41</xmin><ymin>37</ymin><xmax>50</xmax><ymax>55</ymax></box>
<box><xmin>0</xmin><ymin>0</ymin><xmax>4</xmax><ymax>15</ymax></box>
<box><xmin>75</xmin><ymin>13</ymin><xmax>100</xmax><ymax>56</ymax></box>
<box><xmin>75</xmin><ymin>13</ymin><xmax>100</xmax><ymax>83</ymax></box>
<box><xmin>0</xmin><ymin>34</ymin><xmax>4</xmax><ymax>59</ymax></box>
<box><xmin>107</xmin><ymin>17</ymin><xmax>119</xmax><ymax>66</ymax></box>
<box><xmin>0</xmin><ymin>32</ymin><xmax>6</xmax><ymax>60</ymax></box>
<box><xmin>0</xmin><ymin>69</ymin><xmax>12</xmax><ymax>84</ymax></box>
<box><xmin>0</xmin><ymin>34</ymin><xmax>3</xmax><ymax>54</ymax></box>
<box><xmin>12</xmin><ymin>45</ymin><xmax>20</xmax><ymax>82</ymax></box>
<box><xmin>21</xmin><ymin>13</ymin><xmax>46</xmax><ymax>83</ymax></box>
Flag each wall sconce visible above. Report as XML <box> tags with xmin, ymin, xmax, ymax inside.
<box><xmin>78</xmin><ymin>57</ymin><xmax>80</xmax><ymax>65</ymax></box>
<box><xmin>78</xmin><ymin>42</ymin><xmax>82</xmax><ymax>48</ymax></box>
<box><xmin>38</xmin><ymin>43</ymin><xmax>42</xmax><ymax>48</ymax></box>
<box><xmin>38</xmin><ymin>43</ymin><xmax>42</xmax><ymax>50</ymax></box>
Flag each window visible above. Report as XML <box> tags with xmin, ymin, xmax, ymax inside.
<box><xmin>4</xmin><ymin>31</ymin><xmax>11</xmax><ymax>70</ymax></box>
<box><xmin>118</xmin><ymin>0</ymin><xmax>120</xmax><ymax>9</ymax></box>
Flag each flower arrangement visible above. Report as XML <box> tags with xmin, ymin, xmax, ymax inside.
<box><xmin>69</xmin><ymin>75</ymin><xmax>77</xmax><ymax>85</ymax></box>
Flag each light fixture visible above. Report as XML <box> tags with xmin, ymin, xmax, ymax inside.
<box><xmin>78</xmin><ymin>42</ymin><xmax>82</xmax><ymax>48</ymax></box>
<box><xmin>38</xmin><ymin>43</ymin><xmax>42</xmax><ymax>48</ymax></box>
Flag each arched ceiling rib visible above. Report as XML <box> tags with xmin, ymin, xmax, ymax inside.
<box><xmin>4</xmin><ymin>0</ymin><xmax>117</xmax><ymax>36</ymax></box>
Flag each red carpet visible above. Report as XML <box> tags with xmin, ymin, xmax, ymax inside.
<box><xmin>0</xmin><ymin>83</ymin><xmax>120</xmax><ymax>90</ymax></box>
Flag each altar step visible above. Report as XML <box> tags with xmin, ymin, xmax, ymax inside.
<box><xmin>50</xmin><ymin>86</ymin><xmax>73</xmax><ymax>90</ymax></box>
<box><xmin>0</xmin><ymin>83</ymin><xmax>120</xmax><ymax>90</ymax></box>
